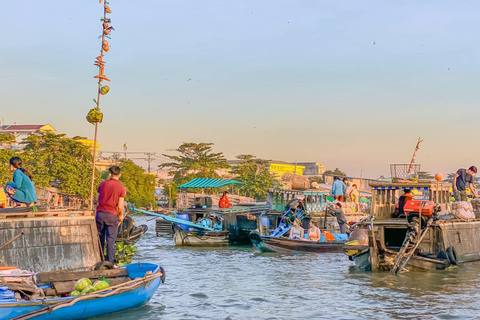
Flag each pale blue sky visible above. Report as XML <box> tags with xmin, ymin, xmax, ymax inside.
<box><xmin>1</xmin><ymin>1</ymin><xmax>479</xmax><ymax>177</ymax></box>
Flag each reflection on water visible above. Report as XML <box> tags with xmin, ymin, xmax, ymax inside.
<box><xmin>92</xmin><ymin>216</ymin><xmax>480</xmax><ymax>320</ymax></box>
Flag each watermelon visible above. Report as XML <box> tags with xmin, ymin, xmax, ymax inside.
<box><xmin>81</xmin><ymin>285</ymin><xmax>95</xmax><ymax>295</ymax></box>
<box><xmin>93</xmin><ymin>280</ymin><xmax>110</xmax><ymax>291</ymax></box>
<box><xmin>70</xmin><ymin>290</ymin><xmax>81</xmax><ymax>296</ymax></box>
<box><xmin>75</xmin><ymin>278</ymin><xmax>92</xmax><ymax>291</ymax></box>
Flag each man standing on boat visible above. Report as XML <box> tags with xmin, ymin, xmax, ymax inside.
<box><xmin>453</xmin><ymin>166</ymin><xmax>478</xmax><ymax>201</ymax></box>
<box><xmin>96</xmin><ymin>166</ymin><xmax>126</xmax><ymax>265</ymax></box>
<box><xmin>332</xmin><ymin>176</ymin><xmax>346</xmax><ymax>202</ymax></box>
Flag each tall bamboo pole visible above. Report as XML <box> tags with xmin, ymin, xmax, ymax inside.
<box><xmin>89</xmin><ymin>1</ymin><xmax>112</xmax><ymax>210</ymax></box>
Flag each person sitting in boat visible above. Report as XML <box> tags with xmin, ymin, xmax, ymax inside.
<box><xmin>308</xmin><ymin>220</ymin><xmax>321</xmax><ymax>241</ymax></box>
<box><xmin>396</xmin><ymin>189</ymin><xmax>414</xmax><ymax>218</ymax></box>
<box><xmin>289</xmin><ymin>218</ymin><xmax>305</xmax><ymax>240</ymax></box>
<box><xmin>219</xmin><ymin>191</ymin><xmax>232</xmax><ymax>208</ymax></box>
<box><xmin>4</xmin><ymin>157</ymin><xmax>37</xmax><ymax>207</ymax></box>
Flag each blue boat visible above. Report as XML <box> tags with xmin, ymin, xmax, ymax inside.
<box><xmin>1</xmin><ymin>263</ymin><xmax>164</xmax><ymax>320</ymax></box>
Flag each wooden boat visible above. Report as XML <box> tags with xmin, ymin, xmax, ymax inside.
<box><xmin>249</xmin><ymin>231</ymin><xmax>345</xmax><ymax>253</ymax></box>
<box><xmin>173</xmin><ymin>224</ymin><xmax>229</xmax><ymax>247</ymax></box>
<box><xmin>1</xmin><ymin>263</ymin><xmax>164</xmax><ymax>320</ymax></box>
<box><xmin>346</xmin><ymin>180</ymin><xmax>480</xmax><ymax>272</ymax></box>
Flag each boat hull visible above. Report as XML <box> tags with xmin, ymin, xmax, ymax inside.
<box><xmin>250</xmin><ymin>231</ymin><xmax>345</xmax><ymax>254</ymax></box>
<box><xmin>1</xmin><ymin>264</ymin><xmax>162</xmax><ymax>320</ymax></box>
<box><xmin>173</xmin><ymin>224</ymin><xmax>229</xmax><ymax>247</ymax></box>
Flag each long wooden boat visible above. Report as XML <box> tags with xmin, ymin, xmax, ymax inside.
<box><xmin>1</xmin><ymin>263</ymin><xmax>164</xmax><ymax>320</ymax></box>
<box><xmin>249</xmin><ymin>231</ymin><xmax>345</xmax><ymax>253</ymax></box>
<box><xmin>173</xmin><ymin>224</ymin><xmax>229</xmax><ymax>247</ymax></box>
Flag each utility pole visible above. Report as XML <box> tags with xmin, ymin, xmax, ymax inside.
<box><xmin>145</xmin><ymin>152</ymin><xmax>156</xmax><ymax>173</ymax></box>
<box><xmin>294</xmin><ymin>161</ymin><xmax>297</xmax><ymax>175</ymax></box>
<box><xmin>168</xmin><ymin>185</ymin><xmax>172</xmax><ymax>212</ymax></box>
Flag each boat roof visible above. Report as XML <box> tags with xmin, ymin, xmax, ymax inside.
<box><xmin>177</xmin><ymin>178</ymin><xmax>246</xmax><ymax>189</ymax></box>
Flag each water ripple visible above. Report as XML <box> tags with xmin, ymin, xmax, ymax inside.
<box><xmin>91</xmin><ymin>216</ymin><xmax>480</xmax><ymax>320</ymax></box>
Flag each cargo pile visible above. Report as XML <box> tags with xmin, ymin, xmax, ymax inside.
<box><xmin>70</xmin><ymin>278</ymin><xmax>110</xmax><ymax>296</ymax></box>
<box><xmin>451</xmin><ymin>201</ymin><xmax>475</xmax><ymax>219</ymax></box>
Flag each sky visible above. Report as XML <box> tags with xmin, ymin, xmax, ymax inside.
<box><xmin>1</xmin><ymin>1</ymin><xmax>480</xmax><ymax>178</ymax></box>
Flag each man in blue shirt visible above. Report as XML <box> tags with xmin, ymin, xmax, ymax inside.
<box><xmin>453</xmin><ymin>166</ymin><xmax>478</xmax><ymax>201</ymax></box>
<box><xmin>332</xmin><ymin>176</ymin><xmax>346</xmax><ymax>202</ymax></box>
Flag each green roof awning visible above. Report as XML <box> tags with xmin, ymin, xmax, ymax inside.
<box><xmin>177</xmin><ymin>178</ymin><xmax>246</xmax><ymax>189</ymax></box>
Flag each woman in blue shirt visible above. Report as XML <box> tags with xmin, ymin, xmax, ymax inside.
<box><xmin>4</xmin><ymin>157</ymin><xmax>37</xmax><ymax>206</ymax></box>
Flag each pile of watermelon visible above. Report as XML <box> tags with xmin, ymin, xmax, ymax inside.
<box><xmin>70</xmin><ymin>278</ymin><xmax>110</xmax><ymax>296</ymax></box>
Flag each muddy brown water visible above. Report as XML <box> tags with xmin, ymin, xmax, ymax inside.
<box><xmin>92</xmin><ymin>216</ymin><xmax>480</xmax><ymax>320</ymax></box>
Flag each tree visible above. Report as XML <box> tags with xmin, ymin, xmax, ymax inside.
<box><xmin>231</xmin><ymin>154</ymin><xmax>276</xmax><ymax>201</ymax></box>
<box><xmin>324</xmin><ymin>168</ymin><xmax>346</xmax><ymax>176</ymax></box>
<box><xmin>418</xmin><ymin>171</ymin><xmax>434</xmax><ymax>180</ymax></box>
<box><xmin>0</xmin><ymin>134</ymin><xmax>15</xmax><ymax>149</ymax></box>
<box><xmin>118</xmin><ymin>159</ymin><xmax>156</xmax><ymax>208</ymax></box>
<box><xmin>0</xmin><ymin>149</ymin><xmax>16</xmax><ymax>186</ymax></box>
<box><xmin>160</xmin><ymin>142</ymin><xmax>229</xmax><ymax>178</ymax></box>
<box><xmin>445</xmin><ymin>172</ymin><xmax>456</xmax><ymax>184</ymax></box>
<box><xmin>20</xmin><ymin>133</ymin><xmax>100</xmax><ymax>199</ymax></box>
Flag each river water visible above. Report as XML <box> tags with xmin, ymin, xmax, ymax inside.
<box><xmin>94</xmin><ymin>216</ymin><xmax>480</xmax><ymax>320</ymax></box>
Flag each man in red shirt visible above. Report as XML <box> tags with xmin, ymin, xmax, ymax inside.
<box><xmin>96</xmin><ymin>166</ymin><xmax>126</xmax><ymax>264</ymax></box>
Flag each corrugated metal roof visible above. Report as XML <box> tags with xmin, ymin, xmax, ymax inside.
<box><xmin>177</xmin><ymin>178</ymin><xmax>246</xmax><ymax>189</ymax></box>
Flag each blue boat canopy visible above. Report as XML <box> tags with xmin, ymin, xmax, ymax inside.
<box><xmin>177</xmin><ymin>178</ymin><xmax>246</xmax><ymax>189</ymax></box>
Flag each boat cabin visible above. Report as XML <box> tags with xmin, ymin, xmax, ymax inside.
<box><xmin>267</xmin><ymin>188</ymin><xmax>329</xmax><ymax>214</ymax></box>
<box><xmin>370</xmin><ymin>181</ymin><xmax>452</xmax><ymax>219</ymax></box>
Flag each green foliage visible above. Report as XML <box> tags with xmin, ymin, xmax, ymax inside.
<box><xmin>418</xmin><ymin>171</ymin><xmax>434</xmax><ymax>180</ymax></box>
<box><xmin>0</xmin><ymin>133</ymin><xmax>99</xmax><ymax>199</ymax></box>
<box><xmin>118</xmin><ymin>159</ymin><xmax>156</xmax><ymax>208</ymax></box>
<box><xmin>160</xmin><ymin>142</ymin><xmax>230</xmax><ymax>198</ymax></box>
<box><xmin>231</xmin><ymin>154</ymin><xmax>276</xmax><ymax>201</ymax></box>
<box><xmin>445</xmin><ymin>172</ymin><xmax>455</xmax><ymax>183</ymax></box>
<box><xmin>160</xmin><ymin>142</ymin><xmax>229</xmax><ymax>179</ymax></box>
<box><xmin>0</xmin><ymin>149</ymin><xmax>17</xmax><ymax>186</ymax></box>
<box><xmin>324</xmin><ymin>168</ymin><xmax>347</xmax><ymax>176</ymax></box>
<box><xmin>0</xmin><ymin>134</ymin><xmax>15</xmax><ymax>145</ymax></box>
<box><xmin>114</xmin><ymin>242</ymin><xmax>137</xmax><ymax>267</ymax></box>
<box><xmin>20</xmin><ymin>133</ymin><xmax>100</xmax><ymax>199</ymax></box>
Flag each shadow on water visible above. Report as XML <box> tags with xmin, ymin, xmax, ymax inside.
<box><xmin>91</xmin><ymin>216</ymin><xmax>480</xmax><ymax>320</ymax></box>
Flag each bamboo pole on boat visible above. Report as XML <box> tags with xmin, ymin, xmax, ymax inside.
<box><xmin>88</xmin><ymin>0</ymin><xmax>113</xmax><ymax>210</ymax></box>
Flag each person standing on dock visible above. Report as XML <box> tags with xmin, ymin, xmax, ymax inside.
<box><xmin>332</xmin><ymin>176</ymin><xmax>346</xmax><ymax>202</ymax></box>
<box><xmin>453</xmin><ymin>166</ymin><xmax>478</xmax><ymax>201</ymax></box>
<box><xmin>96</xmin><ymin>166</ymin><xmax>126</xmax><ymax>265</ymax></box>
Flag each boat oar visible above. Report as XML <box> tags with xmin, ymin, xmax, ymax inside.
<box><xmin>0</xmin><ymin>232</ymin><xmax>24</xmax><ymax>250</ymax></box>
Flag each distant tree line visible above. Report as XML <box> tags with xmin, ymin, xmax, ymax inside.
<box><xmin>0</xmin><ymin>133</ymin><xmax>155</xmax><ymax>208</ymax></box>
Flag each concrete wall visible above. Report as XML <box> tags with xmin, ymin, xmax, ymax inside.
<box><xmin>0</xmin><ymin>216</ymin><xmax>102</xmax><ymax>272</ymax></box>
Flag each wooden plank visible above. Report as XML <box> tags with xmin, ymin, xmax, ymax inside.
<box><xmin>52</xmin><ymin>281</ymin><xmax>75</xmax><ymax>294</ymax></box>
<box><xmin>37</xmin><ymin>269</ymin><xmax>127</xmax><ymax>283</ymax></box>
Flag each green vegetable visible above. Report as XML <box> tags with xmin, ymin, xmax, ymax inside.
<box><xmin>81</xmin><ymin>285</ymin><xmax>95</xmax><ymax>295</ymax></box>
<box><xmin>75</xmin><ymin>278</ymin><xmax>92</xmax><ymax>291</ymax></box>
<box><xmin>93</xmin><ymin>280</ymin><xmax>110</xmax><ymax>291</ymax></box>
<box><xmin>70</xmin><ymin>290</ymin><xmax>81</xmax><ymax>296</ymax></box>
